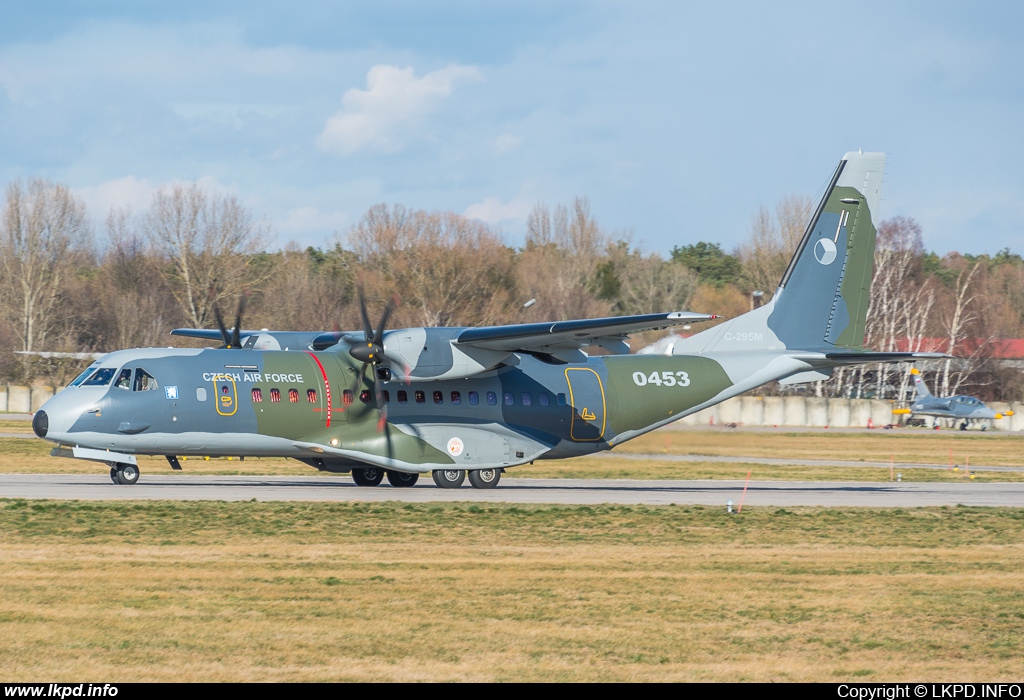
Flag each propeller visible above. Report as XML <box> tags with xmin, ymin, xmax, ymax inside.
<box><xmin>347</xmin><ymin>289</ymin><xmax>398</xmax><ymax>459</ymax></box>
<box><xmin>213</xmin><ymin>295</ymin><xmax>248</xmax><ymax>349</ymax></box>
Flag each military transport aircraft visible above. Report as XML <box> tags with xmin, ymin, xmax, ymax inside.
<box><xmin>894</xmin><ymin>367</ymin><xmax>1008</xmax><ymax>430</ymax></box>
<box><xmin>31</xmin><ymin>151</ymin><xmax>945</xmax><ymax>489</ymax></box>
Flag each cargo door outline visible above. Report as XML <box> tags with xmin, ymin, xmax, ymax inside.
<box><xmin>213</xmin><ymin>374</ymin><xmax>238</xmax><ymax>416</ymax></box>
<box><xmin>565</xmin><ymin>368</ymin><xmax>606</xmax><ymax>441</ymax></box>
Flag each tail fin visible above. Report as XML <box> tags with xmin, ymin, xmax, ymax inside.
<box><xmin>680</xmin><ymin>151</ymin><xmax>885</xmax><ymax>355</ymax></box>
<box><xmin>910</xmin><ymin>367</ymin><xmax>933</xmax><ymax>398</ymax></box>
<box><xmin>768</xmin><ymin>151</ymin><xmax>885</xmax><ymax>350</ymax></box>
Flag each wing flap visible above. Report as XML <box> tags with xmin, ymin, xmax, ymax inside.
<box><xmin>454</xmin><ymin>312</ymin><xmax>717</xmax><ymax>353</ymax></box>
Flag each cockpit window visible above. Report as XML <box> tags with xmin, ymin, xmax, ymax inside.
<box><xmin>115</xmin><ymin>369</ymin><xmax>132</xmax><ymax>390</ymax></box>
<box><xmin>133</xmin><ymin>369</ymin><xmax>158</xmax><ymax>391</ymax></box>
<box><xmin>68</xmin><ymin>366</ymin><xmax>100</xmax><ymax>387</ymax></box>
<box><xmin>81</xmin><ymin>368</ymin><xmax>117</xmax><ymax>387</ymax></box>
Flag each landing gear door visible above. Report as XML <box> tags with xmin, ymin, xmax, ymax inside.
<box><xmin>213</xmin><ymin>374</ymin><xmax>238</xmax><ymax>417</ymax></box>
<box><xmin>565</xmin><ymin>368</ymin><xmax>606</xmax><ymax>441</ymax></box>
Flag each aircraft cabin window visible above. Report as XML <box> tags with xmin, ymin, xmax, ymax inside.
<box><xmin>433</xmin><ymin>390</ymin><xmax>443</xmax><ymax>405</ymax></box>
<box><xmin>252</xmin><ymin>388</ymin><xmax>262</xmax><ymax>403</ymax></box>
<box><xmin>557</xmin><ymin>393</ymin><xmax>567</xmax><ymax>406</ymax></box>
<box><xmin>468</xmin><ymin>391</ymin><xmax>479</xmax><ymax>405</ymax></box>
<box><xmin>486</xmin><ymin>391</ymin><xmax>497</xmax><ymax>406</ymax></box>
<box><xmin>415</xmin><ymin>390</ymin><xmax>426</xmax><ymax>404</ymax></box>
<box><xmin>451</xmin><ymin>391</ymin><xmax>461</xmax><ymax>405</ymax></box>
<box><xmin>69</xmin><ymin>366</ymin><xmax>99</xmax><ymax>387</ymax></box>
<box><xmin>307</xmin><ymin>389</ymin><xmax>317</xmax><ymax>403</ymax></box>
<box><xmin>522</xmin><ymin>393</ymin><xmax>532</xmax><ymax>406</ymax></box>
<box><xmin>504</xmin><ymin>392</ymin><xmax>514</xmax><ymax>406</ymax></box>
<box><xmin>360</xmin><ymin>390</ymin><xmax>371</xmax><ymax>404</ymax></box>
<box><xmin>539</xmin><ymin>392</ymin><xmax>550</xmax><ymax>407</ymax></box>
<box><xmin>82</xmin><ymin>368</ymin><xmax>117</xmax><ymax>387</ymax></box>
<box><xmin>115</xmin><ymin>369</ymin><xmax>132</xmax><ymax>390</ymax></box>
<box><xmin>381</xmin><ymin>390</ymin><xmax>390</xmax><ymax>404</ymax></box>
<box><xmin>270</xmin><ymin>388</ymin><xmax>281</xmax><ymax>403</ymax></box>
<box><xmin>289</xmin><ymin>389</ymin><xmax>299</xmax><ymax>403</ymax></box>
<box><xmin>343</xmin><ymin>390</ymin><xmax>354</xmax><ymax>405</ymax></box>
<box><xmin>133</xmin><ymin>369</ymin><xmax>158</xmax><ymax>391</ymax></box>
<box><xmin>397</xmin><ymin>390</ymin><xmax>408</xmax><ymax>404</ymax></box>
<box><xmin>196</xmin><ymin>387</ymin><xmax>207</xmax><ymax>402</ymax></box>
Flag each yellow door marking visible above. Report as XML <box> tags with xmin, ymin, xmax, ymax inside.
<box><xmin>564</xmin><ymin>367</ymin><xmax>606</xmax><ymax>441</ymax></box>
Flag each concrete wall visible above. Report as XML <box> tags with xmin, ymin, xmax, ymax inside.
<box><xmin>0</xmin><ymin>386</ymin><xmax>6</xmax><ymax>412</ymax></box>
<box><xmin>670</xmin><ymin>395</ymin><xmax>1024</xmax><ymax>431</ymax></box>
<box><xmin>30</xmin><ymin>387</ymin><xmax>54</xmax><ymax>412</ymax></box>
<box><xmin>7</xmin><ymin>386</ymin><xmax>30</xmax><ymax>413</ymax></box>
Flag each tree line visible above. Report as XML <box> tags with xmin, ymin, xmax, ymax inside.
<box><xmin>2</xmin><ymin>178</ymin><xmax>1021</xmax><ymax>401</ymax></box>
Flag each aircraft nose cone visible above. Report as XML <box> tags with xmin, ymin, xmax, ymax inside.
<box><xmin>32</xmin><ymin>410</ymin><xmax>48</xmax><ymax>438</ymax></box>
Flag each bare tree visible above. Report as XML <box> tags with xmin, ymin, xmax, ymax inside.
<box><xmin>347</xmin><ymin>204</ymin><xmax>517</xmax><ymax>327</ymax></box>
<box><xmin>517</xmin><ymin>197</ymin><xmax>613</xmax><ymax>321</ymax></box>
<box><xmin>0</xmin><ymin>179</ymin><xmax>92</xmax><ymax>351</ymax></box>
<box><xmin>939</xmin><ymin>257</ymin><xmax>982</xmax><ymax>396</ymax></box>
<box><xmin>738</xmin><ymin>195</ymin><xmax>812</xmax><ymax>297</ymax></box>
<box><xmin>616</xmin><ymin>252</ymin><xmax>698</xmax><ymax>316</ymax></box>
<box><xmin>143</xmin><ymin>184</ymin><xmax>269</xmax><ymax>328</ymax></box>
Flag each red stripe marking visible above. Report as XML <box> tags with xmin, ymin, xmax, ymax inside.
<box><xmin>307</xmin><ymin>352</ymin><xmax>332</xmax><ymax>427</ymax></box>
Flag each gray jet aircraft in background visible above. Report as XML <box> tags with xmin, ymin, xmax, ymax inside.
<box><xmin>895</xmin><ymin>367</ymin><xmax>1009</xmax><ymax>430</ymax></box>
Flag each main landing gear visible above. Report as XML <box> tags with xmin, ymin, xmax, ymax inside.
<box><xmin>108</xmin><ymin>462</ymin><xmax>140</xmax><ymax>485</ymax></box>
<box><xmin>352</xmin><ymin>467</ymin><xmax>503</xmax><ymax>489</ymax></box>
<box><xmin>434</xmin><ymin>468</ymin><xmax>501</xmax><ymax>489</ymax></box>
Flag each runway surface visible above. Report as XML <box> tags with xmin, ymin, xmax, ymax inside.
<box><xmin>1</xmin><ymin>473</ymin><xmax>1022</xmax><ymax>507</ymax></box>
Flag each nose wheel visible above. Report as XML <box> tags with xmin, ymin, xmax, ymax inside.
<box><xmin>109</xmin><ymin>463</ymin><xmax>140</xmax><ymax>485</ymax></box>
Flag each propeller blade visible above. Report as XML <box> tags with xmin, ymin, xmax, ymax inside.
<box><xmin>357</xmin><ymin>287</ymin><xmax>374</xmax><ymax>340</ymax></box>
<box><xmin>374</xmin><ymin>297</ymin><xmax>396</xmax><ymax>345</ymax></box>
<box><xmin>213</xmin><ymin>305</ymin><xmax>231</xmax><ymax>347</ymax></box>
<box><xmin>231</xmin><ymin>295</ymin><xmax>247</xmax><ymax>348</ymax></box>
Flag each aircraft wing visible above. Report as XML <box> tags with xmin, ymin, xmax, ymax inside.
<box><xmin>454</xmin><ymin>312</ymin><xmax>717</xmax><ymax>354</ymax></box>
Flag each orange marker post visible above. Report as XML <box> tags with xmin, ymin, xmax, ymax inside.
<box><xmin>737</xmin><ymin>470</ymin><xmax>752</xmax><ymax>513</ymax></box>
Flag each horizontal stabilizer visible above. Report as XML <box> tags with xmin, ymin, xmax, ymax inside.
<box><xmin>822</xmin><ymin>351</ymin><xmax>948</xmax><ymax>365</ymax></box>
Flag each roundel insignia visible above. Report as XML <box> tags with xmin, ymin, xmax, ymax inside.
<box><xmin>813</xmin><ymin>238</ymin><xmax>837</xmax><ymax>265</ymax></box>
<box><xmin>447</xmin><ymin>437</ymin><xmax>464</xmax><ymax>457</ymax></box>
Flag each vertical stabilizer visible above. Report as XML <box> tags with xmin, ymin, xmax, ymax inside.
<box><xmin>910</xmin><ymin>367</ymin><xmax>933</xmax><ymax>399</ymax></box>
<box><xmin>768</xmin><ymin>151</ymin><xmax>885</xmax><ymax>351</ymax></box>
<box><xmin>674</xmin><ymin>151</ymin><xmax>885</xmax><ymax>356</ymax></box>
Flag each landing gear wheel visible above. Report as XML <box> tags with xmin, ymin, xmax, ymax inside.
<box><xmin>352</xmin><ymin>467</ymin><xmax>384</xmax><ymax>486</ymax></box>
<box><xmin>109</xmin><ymin>467</ymin><xmax>119</xmax><ymax>484</ymax></box>
<box><xmin>468</xmin><ymin>468</ymin><xmax>501</xmax><ymax>489</ymax></box>
<box><xmin>386</xmin><ymin>470</ymin><xmax>419</xmax><ymax>487</ymax></box>
<box><xmin>432</xmin><ymin>469</ymin><xmax>466</xmax><ymax>489</ymax></box>
<box><xmin>115</xmin><ymin>463</ymin><xmax>139</xmax><ymax>485</ymax></box>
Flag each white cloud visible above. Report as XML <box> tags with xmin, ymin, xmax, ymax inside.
<box><xmin>464</xmin><ymin>195</ymin><xmax>534</xmax><ymax>227</ymax></box>
<box><xmin>317</xmin><ymin>64</ymin><xmax>482</xmax><ymax>156</ymax></box>
<box><xmin>74</xmin><ymin>176</ymin><xmax>156</xmax><ymax>218</ymax></box>
<box><xmin>493</xmin><ymin>133</ymin><xmax>524</xmax><ymax>156</ymax></box>
<box><xmin>276</xmin><ymin>206</ymin><xmax>350</xmax><ymax>237</ymax></box>
<box><xmin>74</xmin><ymin>175</ymin><xmax>244</xmax><ymax>221</ymax></box>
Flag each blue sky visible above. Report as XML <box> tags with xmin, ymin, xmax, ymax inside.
<box><xmin>1</xmin><ymin>1</ymin><xmax>1021</xmax><ymax>256</ymax></box>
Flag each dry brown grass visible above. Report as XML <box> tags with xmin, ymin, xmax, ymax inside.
<box><xmin>621</xmin><ymin>429</ymin><xmax>1024</xmax><ymax>467</ymax></box>
<box><xmin>1</xmin><ymin>501</ymin><xmax>1022</xmax><ymax>682</ymax></box>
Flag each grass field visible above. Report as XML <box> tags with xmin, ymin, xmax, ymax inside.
<box><xmin>1</xmin><ymin>500</ymin><xmax>1022</xmax><ymax>682</ymax></box>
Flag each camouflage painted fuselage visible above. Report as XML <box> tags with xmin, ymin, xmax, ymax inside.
<box><xmin>37</xmin><ymin>345</ymin><xmax>738</xmax><ymax>473</ymax></box>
